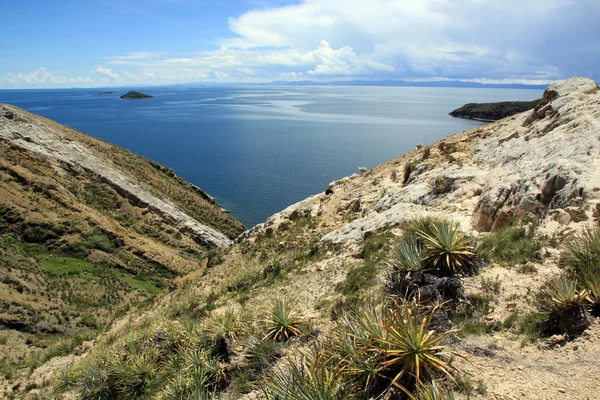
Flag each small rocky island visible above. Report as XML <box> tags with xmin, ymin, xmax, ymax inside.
<box><xmin>97</xmin><ymin>91</ymin><xmax>114</xmax><ymax>95</ymax></box>
<box><xmin>449</xmin><ymin>99</ymin><xmax>540</xmax><ymax>121</ymax></box>
<box><xmin>120</xmin><ymin>91</ymin><xmax>154</xmax><ymax>99</ymax></box>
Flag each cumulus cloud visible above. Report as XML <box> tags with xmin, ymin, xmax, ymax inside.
<box><xmin>220</xmin><ymin>0</ymin><xmax>600</xmax><ymax>81</ymax></box>
<box><xmin>107</xmin><ymin>51</ymin><xmax>165</xmax><ymax>60</ymax></box>
<box><xmin>0</xmin><ymin>68</ymin><xmax>93</xmax><ymax>87</ymax></box>
<box><xmin>92</xmin><ymin>66</ymin><xmax>120</xmax><ymax>81</ymax></box>
<box><xmin>2</xmin><ymin>1</ymin><xmax>597</xmax><ymax>88</ymax></box>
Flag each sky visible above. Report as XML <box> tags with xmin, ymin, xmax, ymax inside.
<box><xmin>0</xmin><ymin>0</ymin><xmax>598</xmax><ymax>88</ymax></box>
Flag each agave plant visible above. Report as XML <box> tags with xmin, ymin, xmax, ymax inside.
<box><xmin>394</xmin><ymin>236</ymin><xmax>426</xmax><ymax>273</ymax></box>
<box><xmin>416</xmin><ymin>381</ymin><xmax>456</xmax><ymax>400</ymax></box>
<box><xmin>561</xmin><ymin>225</ymin><xmax>600</xmax><ymax>278</ymax></box>
<box><xmin>541</xmin><ymin>275</ymin><xmax>589</xmax><ymax>311</ymax></box>
<box><xmin>112</xmin><ymin>352</ymin><xmax>159</xmax><ymax>398</ymax></box>
<box><xmin>206</xmin><ymin>307</ymin><xmax>248</xmax><ymax>341</ymax></box>
<box><xmin>330</xmin><ymin>305</ymin><xmax>384</xmax><ymax>392</ymax></box>
<box><xmin>584</xmin><ymin>272</ymin><xmax>600</xmax><ymax>315</ymax></box>
<box><xmin>261</xmin><ymin>350</ymin><xmax>352</xmax><ymax>400</ymax></box>
<box><xmin>265</xmin><ymin>299</ymin><xmax>303</xmax><ymax>341</ymax></box>
<box><xmin>418</xmin><ymin>222</ymin><xmax>476</xmax><ymax>276</ymax></box>
<box><xmin>370</xmin><ymin>301</ymin><xmax>454</xmax><ymax>394</ymax></box>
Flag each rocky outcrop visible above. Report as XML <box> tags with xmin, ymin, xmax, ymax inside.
<box><xmin>0</xmin><ymin>104</ymin><xmax>232</xmax><ymax>248</ymax></box>
<box><xmin>472</xmin><ymin>77</ymin><xmax>600</xmax><ymax>231</ymax></box>
<box><xmin>450</xmin><ymin>99</ymin><xmax>540</xmax><ymax>122</ymax></box>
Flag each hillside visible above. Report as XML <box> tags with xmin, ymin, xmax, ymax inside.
<box><xmin>0</xmin><ymin>104</ymin><xmax>244</xmax><ymax>381</ymax></box>
<box><xmin>449</xmin><ymin>99</ymin><xmax>541</xmax><ymax>121</ymax></box>
<box><xmin>2</xmin><ymin>77</ymin><xmax>600</xmax><ymax>399</ymax></box>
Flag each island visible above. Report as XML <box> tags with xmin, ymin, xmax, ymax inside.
<box><xmin>97</xmin><ymin>91</ymin><xmax>114</xmax><ymax>95</ymax></box>
<box><xmin>449</xmin><ymin>99</ymin><xmax>540</xmax><ymax>122</ymax></box>
<box><xmin>120</xmin><ymin>91</ymin><xmax>154</xmax><ymax>99</ymax></box>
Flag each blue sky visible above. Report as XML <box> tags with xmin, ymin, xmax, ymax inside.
<box><xmin>1</xmin><ymin>0</ymin><xmax>598</xmax><ymax>88</ymax></box>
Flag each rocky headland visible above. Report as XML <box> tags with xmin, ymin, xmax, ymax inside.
<box><xmin>449</xmin><ymin>99</ymin><xmax>540</xmax><ymax>121</ymax></box>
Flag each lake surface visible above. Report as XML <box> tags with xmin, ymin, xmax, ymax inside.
<box><xmin>0</xmin><ymin>85</ymin><xmax>542</xmax><ymax>228</ymax></box>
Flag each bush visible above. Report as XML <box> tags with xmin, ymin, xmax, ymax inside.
<box><xmin>478</xmin><ymin>221</ymin><xmax>544</xmax><ymax>266</ymax></box>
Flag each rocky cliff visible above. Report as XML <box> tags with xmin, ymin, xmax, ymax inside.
<box><xmin>3</xmin><ymin>77</ymin><xmax>600</xmax><ymax>400</ymax></box>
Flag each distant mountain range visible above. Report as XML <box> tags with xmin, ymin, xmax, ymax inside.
<box><xmin>178</xmin><ymin>79</ymin><xmax>548</xmax><ymax>89</ymax></box>
<box><xmin>260</xmin><ymin>79</ymin><xmax>549</xmax><ymax>89</ymax></box>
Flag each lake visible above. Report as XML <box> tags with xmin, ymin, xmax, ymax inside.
<box><xmin>0</xmin><ymin>85</ymin><xmax>542</xmax><ymax>228</ymax></box>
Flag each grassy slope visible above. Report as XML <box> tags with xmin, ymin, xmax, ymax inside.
<box><xmin>0</xmin><ymin>113</ymin><xmax>244</xmax><ymax>380</ymax></box>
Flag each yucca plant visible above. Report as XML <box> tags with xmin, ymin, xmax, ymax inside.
<box><xmin>79</xmin><ymin>364</ymin><xmax>115</xmax><ymax>400</ymax></box>
<box><xmin>394</xmin><ymin>236</ymin><xmax>426</xmax><ymax>273</ymax></box>
<box><xmin>538</xmin><ymin>275</ymin><xmax>593</xmax><ymax>338</ymax></box>
<box><xmin>56</xmin><ymin>363</ymin><xmax>78</xmax><ymax>391</ymax></box>
<box><xmin>561</xmin><ymin>225</ymin><xmax>600</xmax><ymax>279</ymax></box>
<box><xmin>329</xmin><ymin>307</ymin><xmax>382</xmax><ymax>392</ymax></box>
<box><xmin>243</xmin><ymin>335</ymin><xmax>280</xmax><ymax>376</ymax></box>
<box><xmin>265</xmin><ymin>299</ymin><xmax>303</xmax><ymax>341</ymax></box>
<box><xmin>261</xmin><ymin>350</ymin><xmax>352</xmax><ymax>400</ymax></box>
<box><xmin>418</xmin><ymin>222</ymin><xmax>476</xmax><ymax>276</ymax></box>
<box><xmin>416</xmin><ymin>381</ymin><xmax>456</xmax><ymax>400</ymax></box>
<box><xmin>111</xmin><ymin>351</ymin><xmax>159</xmax><ymax>398</ymax></box>
<box><xmin>206</xmin><ymin>307</ymin><xmax>248</xmax><ymax>341</ymax></box>
<box><xmin>540</xmin><ymin>275</ymin><xmax>589</xmax><ymax>311</ymax></box>
<box><xmin>370</xmin><ymin>301</ymin><xmax>454</xmax><ymax>395</ymax></box>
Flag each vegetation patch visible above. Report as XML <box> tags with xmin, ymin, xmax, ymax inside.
<box><xmin>114</xmin><ymin>271</ymin><xmax>162</xmax><ymax>294</ymax></box>
<box><xmin>39</xmin><ymin>256</ymin><xmax>95</xmax><ymax>275</ymax></box>
<box><xmin>478</xmin><ymin>220</ymin><xmax>545</xmax><ymax>266</ymax></box>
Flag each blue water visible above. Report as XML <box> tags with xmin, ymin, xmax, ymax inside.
<box><xmin>0</xmin><ymin>86</ymin><xmax>542</xmax><ymax>228</ymax></box>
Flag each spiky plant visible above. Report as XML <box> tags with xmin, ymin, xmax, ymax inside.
<box><xmin>261</xmin><ymin>350</ymin><xmax>352</xmax><ymax>400</ymax></box>
<box><xmin>79</xmin><ymin>365</ymin><xmax>115</xmax><ymax>400</ymax></box>
<box><xmin>418</xmin><ymin>222</ymin><xmax>476</xmax><ymax>276</ymax></box>
<box><xmin>561</xmin><ymin>225</ymin><xmax>600</xmax><ymax>278</ymax></box>
<box><xmin>56</xmin><ymin>363</ymin><xmax>77</xmax><ymax>391</ymax></box>
<box><xmin>369</xmin><ymin>301</ymin><xmax>454</xmax><ymax>394</ymax></box>
<box><xmin>206</xmin><ymin>307</ymin><xmax>248</xmax><ymax>341</ymax></box>
<box><xmin>583</xmin><ymin>272</ymin><xmax>600</xmax><ymax>316</ymax></box>
<box><xmin>416</xmin><ymin>381</ymin><xmax>456</xmax><ymax>400</ymax></box>
<box><xmin>329</xmin><ymin>306</ymin><xmax>382</xmax><ymax>392</ymax></box>
<box><xmin>265</xmin><ymin>299</ymin><xmax>302</xmax><ymax>341</ymax></box>
<box><xmin>243</xmin><ymin>335</ymin><xmax>280</xmax><ymax>376</ymax></box>
<box><xmin>393</xmin><ymin>236</ymin><xmax>426</xmax><ymax>273</ymax></box>
<box><xmin>541</xmin><ymin>275</ymin><xmax>589</xmax><ymax>311</ymax></box>
<box><xmin>112</xmin><ymin>352</ymin><xmax>159</xmax><ymax>398</ymax></box>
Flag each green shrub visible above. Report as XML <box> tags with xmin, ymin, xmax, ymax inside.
<box><xmin>478</xmin><ymin>221</ymin><xmax>544</xmax><ymax>265</ymax></box>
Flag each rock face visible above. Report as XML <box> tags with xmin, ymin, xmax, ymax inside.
<box><xmin>449</xmin><ymin>100</ymin><xmax>540</xmax><ymax>121</ymax></box>
<box><xmin>0</xmin><ymin>104</ymin><xmax>232</xmax><ymax>248</ymax></box>
<box><xmin>472</xmin><ymin>77</ymin><xmax>600</xmax><ymax>231</ymax></box>
<box><xmin>120</xmin><ymin>91</ymin><xmax>153</xmax><ymax>99</ymax></box>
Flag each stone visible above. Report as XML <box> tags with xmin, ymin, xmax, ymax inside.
<box><xmin>565</xmin><ymin>207</ymin><xmax>588</xmax><ymax>222</ymax></box>
<box><xmin>552</xmin><ymin>209</ymin><xmax>571</xmax><ymax>225</ymax></box>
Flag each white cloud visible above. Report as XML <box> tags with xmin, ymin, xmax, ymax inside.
<box><xmin>107</xmin><ymin>51</ymin><xmax>165</xmax><ymax>60</ymax></box>
<box><xmin>92</xmin><ymin>66</ymin><xmax>120</xmax><ymax>81</ymax></box>
<box><xmin>0</xmin><ymin>68</ymin><xmax>93</xmax><ymax>88</ymax></box>
<box><xmin>219</xmin><ymin>0</ymin><xmax>600</xmax><ymax>81</ymax></box>
<box><xmin>2</xmin><ymin>1</ymin><xmax>597</xmax><ymax>88</ymax></box>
